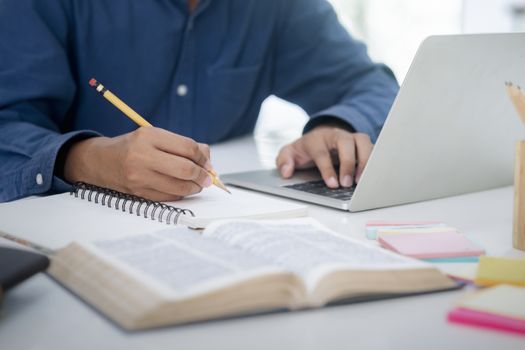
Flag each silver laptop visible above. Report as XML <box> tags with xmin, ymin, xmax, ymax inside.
<box><xmin>222</xmin><ymin>33</ymin><xmax>525</xmax><ymax>211</ymax></box>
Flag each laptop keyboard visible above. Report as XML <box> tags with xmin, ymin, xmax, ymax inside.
<box><xmin>283</xmin><ymin>180</ymin><xmax>355</xmax><ymax>201</ymax></box>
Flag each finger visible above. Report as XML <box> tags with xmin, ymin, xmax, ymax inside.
<box><xmin>151</xmin><ymin>128</ymin><xmax>209</xmax><ymax>167</ymax></box>
<box><xmin>336</xmin><ymin>134</ymin><xmax>356</xmax><ymax>187</ymax></box>
<box><xmin>276</xmin><ymin>144</ymin><xmax>296</xmax><ymax>178</ymax></box>
<box><xmin>354</xmin><ymin>134</ymin><xmax>373</xmax><ymax>183</ymax></box>
<box><xmin>304</xmin><ymin>139</ymin><xmax>339</xmax><ymax>188</ymax></box>
<box><xmin>198</xmin><ymin>143</ymin><xmax>213</xmax><ymax>171</ymax></box>
<box><xmin>148</xmin><ymin>170</ymin><xmax>203</xmax><ymax>197</ymax></box>
<box><xmin>146</xmin><ymin>151</ymin><xmax>212</xmax><ymax>188</ymax></box>
<box><xmin>130</xmin><ymin>187</ymin><xmax>182</xmax><ymax>202</ymax></box>
<box><xmin>198</xmin><ymin>143</ymin><xmax>211</xmax><ymax>159</ymax></box>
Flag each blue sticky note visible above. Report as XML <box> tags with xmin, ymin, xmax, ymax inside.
<box><xmin>423</xmin><ymin>256</ymin><xmax>480</xmax><ymax>263</ymax></box>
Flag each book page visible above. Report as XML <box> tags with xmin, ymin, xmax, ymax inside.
<box><xmin>203</xmin><ymin>219</ymin><xmax>427</xmax><ymax>290</ymax></box>
<box><xmin>91</xmin><ymin>227</ymin><xmax>283</xmax><ymax>297</ymax></box>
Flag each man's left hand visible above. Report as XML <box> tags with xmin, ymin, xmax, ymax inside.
<box><xmin>276</xmin><ymin>125</ymin><xmax>373</xmax><ymax>188</ymax></box>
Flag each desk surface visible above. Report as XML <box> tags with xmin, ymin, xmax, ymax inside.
<box><xmin>1</xmin><ymin>136</ymin><xmax>524</xmax><ymax>350</ymax></box>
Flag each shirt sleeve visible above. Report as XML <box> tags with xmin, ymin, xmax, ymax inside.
<box><xmin>0</xmin><ymin>0</ymin><xmax>99</xmax><ymax>202</ymax></box>
<box><xmin>272</xmin><ymin>0</ymin><xmax>399</xmax><ymax>142</ymax></box>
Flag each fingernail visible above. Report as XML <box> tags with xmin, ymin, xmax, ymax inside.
<box><xmin>204</xmin><ymin>160</ymin><xmax>213</xmax><ymax>172</ymax></box>
<box><xmin>327</xmin><ymin>176</ymin><xmax>338</xmax><ymax>188</ymax></box>
<box><xmin>203</xmin><ymin>175</ymin><xmax>213</xmax><ymax>188</ymax></box>
<box><xmin>341</xmin><ymin>175</ymin><xmax>353</xmax><ymax>187</ymax></box>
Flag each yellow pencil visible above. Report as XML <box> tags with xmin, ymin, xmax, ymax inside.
<box><xmin>88</xmin><ymin>78</ymin><xmax>231</xmax><ymax>194</ymax></box>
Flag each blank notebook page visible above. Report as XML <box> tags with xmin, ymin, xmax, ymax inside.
<box><xmin>0</xmin><ymin>187</ymin><xmax>307</xmax><ymax>250</ymax></box>
<box><xmin>170</xmin><ymin>186</ymin><xmax>308</xmax><ymax>228</ymax></box>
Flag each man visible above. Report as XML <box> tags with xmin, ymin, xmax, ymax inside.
<box><xmin>0</xmin><ymin>0</ymin><xmax>398</xmax><ymax>202</ymax></box>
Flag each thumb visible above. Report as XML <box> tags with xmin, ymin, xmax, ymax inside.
<box><xmin>276</xmin><ymin>145</ymin><xmax>296</xmax><ymax>178</ymax></box>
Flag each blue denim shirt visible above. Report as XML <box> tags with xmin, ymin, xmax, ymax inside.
<box><xmin>0</xmin><ymin>0</ymin><xmax>398</xmax><ymax>202</ymax></box>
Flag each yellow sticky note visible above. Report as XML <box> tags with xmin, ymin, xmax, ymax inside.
<box><xmin>475</xmin><ymin>256</ymin><xmax>525</xmax><ymax>287</ymax></box>
<box><xmin>458</xmin><ymin>284</ymin><xmax>525</xmax><ymax>321</ymax></box>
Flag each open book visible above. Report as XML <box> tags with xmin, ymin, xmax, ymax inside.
<box><xmin>41</xmin><ymin>218</ymin><xmax>457</xmax><ymax>330</ymax></box>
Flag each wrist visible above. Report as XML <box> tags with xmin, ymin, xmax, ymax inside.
<box><xmin>306</xmin><ymin>116</ymin><xmax>356</xmax><ymax>134</ymax></box>
<box><xmin>63</xmin><ymin>136</ymin><xmax>109</xmax><ymax>185</ymax></box>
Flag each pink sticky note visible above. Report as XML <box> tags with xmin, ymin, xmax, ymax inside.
<box><xmin>447</xmin><ymin>307</ymin><xmax>525</xmax><ymax>336</ymax></box>
<box><xmin>365</xmin><ymin>220</ymin><xmax>442</xmax><ymax>227</ymax></box>
<box><xmin>378</xmin><ymin>231</ymin><xmax>484</xmax><ymax>259</ymax></box>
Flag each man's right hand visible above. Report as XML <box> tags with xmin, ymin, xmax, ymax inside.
<box><xmin>63</xmin><ymin>127</ymin><xmax>213</xmax><ymax>201</ymax></box>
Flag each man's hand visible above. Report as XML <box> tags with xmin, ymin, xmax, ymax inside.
<box><xmin>276</xmin><ymin>125</ymin><xmax>373</xmax><ymax>188</ymax></box>
<box><xmin>64</xmin><ymin>127</ymin><xmax>212</xmax><ymax>201</ymax></box>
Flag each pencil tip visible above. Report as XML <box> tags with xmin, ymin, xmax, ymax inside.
<box><xmin>221</xmin><ymin>184</ymin><xmax>231</xmax><ymax>194</ymax></box>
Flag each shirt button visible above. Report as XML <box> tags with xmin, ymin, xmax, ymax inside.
<box><xmin>177</xmin><ymin>84</ymin><xmax>188</xmax><ymax>97</ymax></box>
<box><xmin>35</xmin><ymin>173</ymin><xmax>44</xmax><ymax>185</ymax></box>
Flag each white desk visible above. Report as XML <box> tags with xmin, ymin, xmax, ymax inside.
<box><xmin>1</xmin><ymin>136</ymin><xmax>524</xmax><ymax>350</ymax></box>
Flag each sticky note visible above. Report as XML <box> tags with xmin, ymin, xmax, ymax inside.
<box><xmin>475</xmin><ymin>256</ymin><xmax>525</xmax><ymax>287</ymax></box>
<box><xmin>377</xmin><ymin>227</ymin><xmax>458</xmax><ymax>236</ymax></box>
<box><xmin>447</xmin><ymin>307</ymin><xmax>525</xmax><ymax>335</ymax></box>
<box><xmin>365</xmin><ymin>220</ymin><xmax>443</xmax><ymax>227</ymax></box>
<box><xmin>365</xmin><ymin>222</ymin><xmax>447</xmax><ymax>239</ymax></box>
<box><xmin>457</xmin><ymin>285</ymin><xmax>525</xmax><ymax>321</ymax></box>
<box><xmin>378</xmin><ymin>231</ymin><xmax>485</xmax><ymax>259</ymax></box>
<box><xmin>423</xmin><ymin>256</ymin><xmax>479</xmax><ymax>263</ymax></box>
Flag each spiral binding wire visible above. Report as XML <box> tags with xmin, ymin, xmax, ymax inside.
<box><xmin>70</xmin><ymin>182</ymin><xmax>194</xmax><ymax>225</ymax></box>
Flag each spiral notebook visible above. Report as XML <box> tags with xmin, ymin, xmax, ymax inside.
<box><xmin>0</xmin><ymin>182</ymin><xmax>307</xmax><ymax>250</ymax></box>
